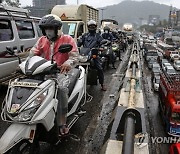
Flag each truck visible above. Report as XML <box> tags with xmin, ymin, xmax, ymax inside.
<box><xmin>159</xmin><ymin>73</ymin><xmax>180</xmax><ymax>136</ymax></box>
<box><xmin>51</xmin><ymin>4</ymin><xmax>99</xmax><ymax>42</ymax></box>
<box><xmin>101</xmin><ymin>19</ymin><xmax>119</xmax><ymax>31</ymax></box>
<box><xmin>122</xmin><ymin>23</ymin><xmax>134</xmax><ymax>43</ymax></box>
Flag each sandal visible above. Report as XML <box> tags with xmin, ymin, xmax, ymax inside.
<box><xmin>59</xmin><ymin>124</ymin><xmax>69</xmax><ymax>137</ymax></box>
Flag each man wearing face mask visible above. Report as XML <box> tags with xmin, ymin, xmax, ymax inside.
<box><xmin>101</xmin><ymin>26</ymin><xmax>116</xmax><ymax>69</ymax></box>
<box><xmin>77</xmin><ymin>20</ymin><xmax>106</xmax><ymax>91</ymax></box>
<box><xmin>102</xmin><ymin>26</ymin><xmax>114</xmax><ymax>42</ymax></box>
<box><xmin>30</xmin><ymin>14</ymin><xmax>79</xmax><ymax>136</ymax></box>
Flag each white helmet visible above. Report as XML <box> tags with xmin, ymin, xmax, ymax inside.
<box><xmin>87</xmin><ymin>20</ymin><xmax>97</xmax><ymax>33</ymax></box>
<box><xmin>87</xmin><ymin>20</ymin><xmax>97</xmax><ymax>26</ymax></box>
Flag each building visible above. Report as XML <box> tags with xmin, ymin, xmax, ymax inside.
<box><xmin>25</xmin><ymin>0</ymin><xmax>65</xmax><ymax>17</ymax></box>
<box><xmin>168</xmin><ymin>6</ymin><xmax>180</xmax><ymax>28</ymax></box>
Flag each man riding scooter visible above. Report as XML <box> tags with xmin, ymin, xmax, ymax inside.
<box><xmin>29</xmin><ymin>14</ymin><xmax>79</xmax><ymax>136</ymax></box>
<box><xmin>101</xmin><ymin>26</ymin><xmax>117</xmax><ymax>69</ymax></box>
<box><xmin>77</xmin><ymin>20</ymin><xmax>107</xmax><ymax>91</ymax></box>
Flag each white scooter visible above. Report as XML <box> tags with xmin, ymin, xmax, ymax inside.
<box><xmin>0</xmin><ymin>44</ymin><xmax>86</xmax><ymax>154</ymax></box>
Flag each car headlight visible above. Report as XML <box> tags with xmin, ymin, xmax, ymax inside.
<box><xmin>12</xmin><ymin>90</ymin><xmax>48</xmax><ymax>122</ymax></box>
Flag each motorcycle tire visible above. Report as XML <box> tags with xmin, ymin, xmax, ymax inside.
<box><xmin>6</xmin><ymin>139</ymin><xmax>40</xmax><ymax>154</ymax></box>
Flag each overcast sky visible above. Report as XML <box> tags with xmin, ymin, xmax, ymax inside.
<box><xmin>19</xmin><ymin>0</ymin><xmax>180</xmax><ymax>9</ymax></box>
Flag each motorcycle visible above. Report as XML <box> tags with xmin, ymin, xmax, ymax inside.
<box><xmin>100</xmin><ymin>40</ymin><xmax>117</xmax><ymax>69</ymax></box>
<box><xmin>0</xmin><ymin>44</ymin><xmax>86</xmax><ymax>154</ymax></box>
<box><xmin>78</xmin><ymin>40</ymin><xmax>107</xmax><ymax>85</ymax></box>
<box><xmin>112</xmin><ymin>39</ymin><xmax>121</xmax><ymax>61</ymax></box>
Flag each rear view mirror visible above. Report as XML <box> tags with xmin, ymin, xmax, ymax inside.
<box><xmin>6</xmin><ymin>46</ymin><xmax>15</xmax><ymax>55</ymax></box>
<box><xmin>58</xmin><ymin>44</ymin><xmax>73</xmax><ymax>53</ymax></box>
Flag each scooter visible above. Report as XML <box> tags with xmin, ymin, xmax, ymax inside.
<box><xmin>0</xmin><ymin>44</ymin><xmax>86</xmax><ymax>154</ymax></box>
<box><xmin>112</xmin><ymin>39</ymin><xmax>121</xmax><ymax>61</ymax></box>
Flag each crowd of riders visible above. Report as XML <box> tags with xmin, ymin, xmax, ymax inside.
<box><xmin>30</xmin><ymin>14</ymin><xmax>128</xmax><ymax>137</ymax></box>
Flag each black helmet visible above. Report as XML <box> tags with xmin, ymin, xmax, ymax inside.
<box><xmin>103</xmin><ymin>26</ymin><xmax>110</xmax><ymax>32</ymax></box>
<box><xmin>39</xmin><ymin>14</ymin><xmax>62</xmax><ymax>36</ymax></box>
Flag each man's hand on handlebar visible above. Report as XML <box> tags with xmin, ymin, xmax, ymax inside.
<box><xmin>59</xmin><ymin>64</ymin><xmax>71</xmax><ymax>74</ymax></box>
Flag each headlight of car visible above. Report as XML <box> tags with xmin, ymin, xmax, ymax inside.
<box><xmin>13</xmin><ymin>90</ymin><xmax>48</xmax><ymax>122</ymax></box>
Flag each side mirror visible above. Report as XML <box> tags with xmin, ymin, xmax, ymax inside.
<box><xmin>58</xmin><ymin>44</ymin><xmax>73</xmax><ymax>53</ymax></box>
<box><xmin>6</xmin><ymin>46</ymin><xmax>15</xmax><ymax>55</ymax></box>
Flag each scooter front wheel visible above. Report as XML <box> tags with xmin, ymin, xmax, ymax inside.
<box><xmin>6</xmin><ymin>139</ymin><xmax>40</xmax><ymax>154</ymax></box>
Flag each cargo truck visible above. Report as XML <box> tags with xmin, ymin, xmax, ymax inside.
<box><xmin>51</xmin><ymin>4</ymin><xmax>99</xmax><ymax>42</ymax></box>
<box><xmin>159</xmin><ymin>73</ymin><xmax>180</xmax><ymax>136</ymax></box>
<box><xmin>122</xmin><ymin>23</ymin><xmax>134</xmax><ymax>44</ymax></box>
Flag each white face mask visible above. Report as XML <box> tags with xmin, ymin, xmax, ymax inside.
<box><xmin>105</xmin><ymin>30</ymin><xmax>109</xmax><ymax>33</ymax></box>
<box><xmin>45</xmin><ymin>29</ymin><xmax>56</xmax><ymax>40</ymax></box>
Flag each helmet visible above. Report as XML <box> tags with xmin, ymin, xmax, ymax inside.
<box><xmin>87</xmin><ymin>20</ymin><xmax>97</xmax><ymax>33</ymax></box>
<box><xmin>103</xmin><ymin>26</ymin><xmax>110</xmax><ymax>32</ymax></box>
<box><xmin>39</xmin><ymin>14</ymin><xmax>62</xmax><ymax>38</ymax></box>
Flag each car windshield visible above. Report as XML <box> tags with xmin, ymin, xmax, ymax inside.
<box><xmin>175</xmin><ymin>61</ymin><xmax>180</xmax><ymax>65</ymax></box>
<box><xmin>171</xmin><ymin>112</ymin><xmax>180</xmax><ymax>123</ymax></box>
<box><xmin>153</xmin><ymin>67</ymin><xmax>160</xmax><ymax>72</ymax></box>
<box><xmin>146</xmin><ymin>52</ymin><xmax>158</xmax><ymax>56</ymax></box>
<box><xmin>62</xmin><ymin>22</ymin><xmax>77</xmax><ymax>38</ymax></box>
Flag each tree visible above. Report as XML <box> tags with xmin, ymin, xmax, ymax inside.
<box><xmin>1</xmin><ymin>0</ymin><xmax>20</xmax><ymax>7</ymax></box>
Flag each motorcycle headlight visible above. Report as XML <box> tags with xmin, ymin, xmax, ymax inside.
<box><xmin>13</xmin><ymin>90</ymin><xmax>48</xmax><ymax>122</ymax></box>
<box><xmin>79</xmin><ymin>55</ymin><xmax>88</xmax><ymax>62</ymax></box>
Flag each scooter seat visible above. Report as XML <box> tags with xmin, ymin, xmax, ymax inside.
<box><xmin>68</xmin><ymin>68</ymin><xmax>80</xmax><ymax>96</ymax></box>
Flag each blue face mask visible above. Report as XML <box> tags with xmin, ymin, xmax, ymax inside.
<box><xmin>45</xmin><ymin>29</ymin><xmax>56</xmax><ymax>40</ymax></box>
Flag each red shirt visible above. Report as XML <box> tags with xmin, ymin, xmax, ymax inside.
<box><xmin>32</xmin><ymin>35</ymin><xmax>78</xmax><ymax>66</ymax></box>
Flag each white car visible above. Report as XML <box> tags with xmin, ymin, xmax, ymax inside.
<box><xmin>149</xmin><ymin>35</ymin><xmax>155</xmax><ymax>43</ymax></box>
<box><xmin>174</xmin><ymin>60</ymin><xmax>180</xmax><ymax>71</ymax></box>
<box><xmin>165</xmin><ymin>66</ymin><xmax>176</xmax><ymax>75</ymax></box>
<box><xmin>162</xmin><ymin>62</ymin><xmax>172</xmax><ymax>72</ymax></box>
<box><xmin>153</xmin><ymin>75</ymin><xmax>160</xmax><ymax>91</ymax></box>
<box><xmin>170</xmin><ymin>51</ymin><xmax>180</xmax><ymax>61</ymax></box>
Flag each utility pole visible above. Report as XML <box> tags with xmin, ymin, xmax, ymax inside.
<box><xmin>77</xmin><ymin>0</ymin><xmax>79</xmax><ymax>5</ymax></box>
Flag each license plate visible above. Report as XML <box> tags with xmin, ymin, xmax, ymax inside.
<box><xmin>11</xmin><ymin>81</ymin><xmax>38</xmax><ymax>88</ymax></box>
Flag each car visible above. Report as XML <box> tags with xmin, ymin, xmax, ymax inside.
<box><xmin>152</xmin><ymin>63</ymin><xmax>161</xmax><ymax>79</ymax></box>
<box><xmin>162</xmin><ymin>62</ymin><xmax>172</xmax><ymax>71</ymax></box>
<box><xmin>161</xmin><ymin>58</ymin><xmax>169</xmax><ymax>64</ymax></box>
<box><xmin>0</xmin><ymin>4</ymin><xmax>41</xmax><ymax>80</ymax></box>
<box><xmin>152</xmin><ymin>63</ymin><xmax>161</xmax><ymax>73</ymax></box>
<box><xmin>170</xmin><ymin>51</ymin><xmax>180</xmax><ymax>62</ymax></box>
<box><xmin>165</xmin><ymin>66</ymin><xmax>176</xmax><ymax>75</ymax></box>
<box><xmin>153</xmin><ymin>75</ymin><xmax>160</xmax><ymax>91</ymax></box>
<box><xmin>148</xmin><ymin>59</ymin><xmax>157</xmax><ymax>69</ymax></box>
<box><xmin>174</xmin><ymin>60</ymin><xmax>180</xmax><ymax>71</ymax></box>
<box><xmin>145</xmin><ymin>51</ymin><xmax>158</xmax><ymax>62</ymax></box>
<box><xmin>169</xmin><ymin>143</ymin><xmax>180</xmax><ymax>154</ymax></box>
<box><xmin>149</xmin><ymin>35</ymin><xmax>155</xmax><ymax>43</ymax></box>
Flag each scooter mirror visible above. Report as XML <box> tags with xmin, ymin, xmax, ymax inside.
<box><xmin>6</xmin><ymin>46</ymin><xmax>15</xmax><ymax>55</ymax></box>
<box><xmin>58</xmin><ymin>44</ymin><xmax>73</xmax><ymax>53</ymax></box>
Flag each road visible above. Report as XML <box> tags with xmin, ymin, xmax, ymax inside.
<box><xmin>141</xmin><ymin>52</ymin><xmax>169</xmax><ymax>154</ymax></box>
<box><xmin>0</xmin><ymin>47</ymin><xmax>173</xmax><ymax>154</ymax></box>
